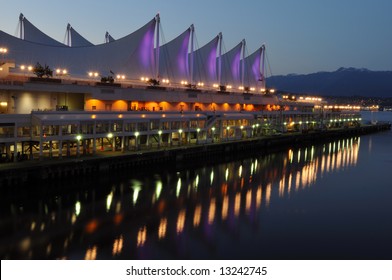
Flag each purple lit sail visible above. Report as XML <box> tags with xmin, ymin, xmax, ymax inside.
<box><xmin>192</xmin><ymin>35</ymin><xmax>219</xmax><ymax>85</ymax></box>
<box><xmin>177</xmin><ymin>30</ymin><xmax>191</xmax><ymax>79</ymax></box>
<box><xmin>243</xmin><ymin>47</ymin><xmax>262</xmax><ymax>87</ymax></box>
<box><xmin>159</xmin><ymin>28</ymin><xmax>192</xmax><ymax>82</ymax></box>
<box><xmin>220</xmin><ymin>42</ymin><xmax>242</xmax><ymax>87</ymax></box>
<box><xmin>138</xmin><ymin>21</ymin><xmax>156</xmax><ymax>74</ymax></box>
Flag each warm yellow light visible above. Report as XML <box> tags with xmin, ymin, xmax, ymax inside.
<box><xmin>118</xmin><ymin>114</ymin><xmax>123</xmax><ymax>118</ymax></box>
<box><xmin>269</xmin><ymin>89</ymin><xmax>275</xmax><ymax>93</ymax></box>
<box><xmin>0</xmin><ymin>102</ymin><xmax>7</xmax><ymax>106</ymax></box>
<box><xmin>213</xmin><ymin>84</ymin><xmax>219</xmax><ymax>88</ymax></box>
<box><xmin>56</xmin><ymin>69</ymin><xmax>61</xmax><ymax>74</ymax></box>
<box><xmin>20</xmin><ymin>65</ymin><xmax>25</xmax><ymax>70</ymax></box>
<box><xmin>88</xmin><ymin>72</ymin><xmax>93</xmax><ymax>77</ymax></box>
<box><xmin>107</xmin><ymin>133</ymin><xmax>113</xmax><ymax>138</ymax></box>
<box><xmin>135</xmin><ymin>131</ymin><xmax>140</xmax><ymax>137</ymax></box>
<box><xmin>91</xmin><ymin>114</ymin><xmax>96</xmax><ymax>119</ymax></box>
<box><xmin>250</xmin><ymin>87</ymin><xmax>255</xmax><ymax>91</ymax></box>
<box><xmin>27</xmin><ymin>65</ymin><xmax>33</xmax><ymax>71</ymax></box>
<box><xmin>0</xmin><ymin>47</ymin><xmax>7</xmax><ymax>54</ymax></box>
<box><xmin>239</xmin><ymin>86</ymin><xmax>244</xmax><ymax>90</ymax></box>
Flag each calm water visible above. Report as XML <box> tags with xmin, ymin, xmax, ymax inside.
<box><xmin>1</xmin><ymin>112</ymin><xmax>391</xmax><ymax>260</ymax></box>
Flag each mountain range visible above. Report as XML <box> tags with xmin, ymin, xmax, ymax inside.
<box><xmin>266</xmin><ymin>67</ymin><xmax>392</xmax><ymax>97</ymax></box>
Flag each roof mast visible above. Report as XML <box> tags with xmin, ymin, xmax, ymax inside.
<box><xmin>19</xmin><ymin>13</ymin><xmax>24</xmax><ymax>39</ymax></box>
<box><xmin>190</xmin><ymin>24</ymin><xmax>194</xmax><ymax>86</ymax></box>
<box><xmin>218</xmin><ymin>32</ymin><xmax>222</xmax><ymax>86</ymax></box>
<box><xmin>155</xmin><ymin>13</ymin><xmax>160</xmax><ymax>80</ymax></box>
<box><xmin>241</xmin><ymin>39</ymin><xmax>246</xmax><ymax>87</ymax></box>
<box><xmin>66</xmin><ymin>24</ymin><xmax>71</xmax><ymax>46</ymax></box>
<box><xmin>260</xmin><ymin>44</ymin><xmax>266</xmax><ymax>90</ymax></box>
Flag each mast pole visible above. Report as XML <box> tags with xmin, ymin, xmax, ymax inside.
<box><xmin>241</xmin><ymin>39</ymin><xmax>246</xmax><ymax>87</ymax></box>
<box><xmin>261</xmin><ymin>44</ymin><xmax>266</xmax><ymax>90</ymax></box>
<box><xmin>190</xmin><ymin>24</ymin><xmax>194</xmax><ymax>86</ymax></box>
<box><xmin>218</xmin><ymin>32</ymin><xmax>222</xmax><ymax>86</ymax></box>
<box><xmin>19</xmin><ymin>13</ymin><xmax>24</xmax><ymax>39</ymax></box>
<box><xmin>155</xmin><ymin>13</ymin><xmax>160</xmax><ymax>80</ymax></box>
<box><xmin>66</xmin><ymin>24</ymin><xmax>71</xmax><ymax>47</ymax></box>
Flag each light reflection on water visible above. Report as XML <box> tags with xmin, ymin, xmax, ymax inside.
<box><xmin>1</xmin><ymin>130</ymin><xmax>391</xmax><ymax>259</ymax></box>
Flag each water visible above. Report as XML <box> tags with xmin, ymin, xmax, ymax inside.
<box><xmin>1</xmin><ymin>112</ymin><xmax>391</xmax><ymax>260</ymax></box>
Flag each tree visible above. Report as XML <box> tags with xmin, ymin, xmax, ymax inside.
<box><xmin>33</xmin><ymin>62</ymin><xmax>53</xmax><ymax>78</ymax></box>
<box><xmin>101</xmin><ymin>75</ymin><xmax>114</xmax><ymax>83</ymax></box>
<box><xmin>148</xmin><ymin>78</ymin><xmax>160</xmax><ymax>86</ymax></box>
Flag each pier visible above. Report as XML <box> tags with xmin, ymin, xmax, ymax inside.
<box><xmin>0</xmin><ymin>122</ymin><xmax>389</xmax><ymax>188</ymax></box>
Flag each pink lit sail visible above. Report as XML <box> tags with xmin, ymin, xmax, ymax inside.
<box><xmin>220</xmin><ymin>42</ymin><xmax>242</xmax><ymax>87</ymax></box>
<box><xmin>192</xmin><ymin>35</ymin><xmax>219</xmax><ymax>85</ymax></box>
<box><xmin>159</xmin><ymin>28</ymin><xmax>191</xmax><ymax>83</ymax></box>
<box><xmin>242</xmin><ymin>47</ymin><xmax>263</xmax><ymax>88</ymax></box>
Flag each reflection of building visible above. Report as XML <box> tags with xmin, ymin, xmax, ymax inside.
<box><xmin>0</xmin><ymin>137</ymin><xmax>359</xmax><ymax>259</ymax></box>
<box><xmin>0</xmin><ymin>14</ymin><xmax>361</xmax><ymax>162</ymax></box>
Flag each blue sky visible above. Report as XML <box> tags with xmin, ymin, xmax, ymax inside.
<box><xmin>1</xmin><ymin>0</ymin><xmax>391</xmax><ymax>75</ymax></box>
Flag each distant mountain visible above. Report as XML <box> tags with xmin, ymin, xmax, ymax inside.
<box><xmin>266</xmin><ymin>67</ymin><xmax>392</xmax><ymax>97</ymax></box>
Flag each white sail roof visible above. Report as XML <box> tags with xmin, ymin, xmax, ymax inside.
<box><xmin>67</xmin><ymin>24</ymin><xmax>94</xmax><ymax>47</ymax></box>
<box><xmin>1</xmin><ymin>17</ymin><xmax>157</xmax><ymax>79</ymax></box>
<box><xmin>159</xmin><ymin>27</ymin><xmax>191</xmax><ymax>83</ymax></box>
<box><xmin>20</xmin><ymin>14</ymin><xmax>65</xmax><ymax>47</ymax></box>
<box><xmin>220</xmin><ymin>41</ymin><xmax>243</xmax><ymax>87</ymax></box>
<box><xmin>242</xmin><ymin>46</ymin><xmax>263</xmax><ymax>88</ymax></box>
<box><xmin>192</xmin><ymin>35</ymin><xmax>219</xmax><ymax>85</ymax></box>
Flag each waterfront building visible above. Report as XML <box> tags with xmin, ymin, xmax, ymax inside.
<box><xmin>0</xmin><ymin>14</ymin><xmax>361</xmax><ymax>162</ymax></box>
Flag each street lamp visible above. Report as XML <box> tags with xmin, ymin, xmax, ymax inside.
<box><xmin>76</xmin><ymin>134</ymin><xmax>82</xmax><ymax>157</ymax></box>
<box><xmin>135</xmin><ymin>131</ymin><xmax>139</xmax><ymax>150</ymax></box>
<box><xmin>178</xmin><ymin>129</ymin><xmax>183</xmax><ymax>145</ymax></box>
<box><xmin>211</xmin><ymin>127</ymin><xmax>216</xmax><ymax>142</ymax></box>
<box><xmin>158</xmin><ymin>130</ymin><xmax>162</xmax><ymax>148</ymax></box>
<box><xmin>196</xmin><ymin>128</ymin><xmax>200</xmax><ymax>143</ymax></box>
<box><xmin>0</xmin><ymin>47</ymin><xmax>7</xmax><ymax>61</ymax></box>
<box><xmin>88</xmin><ymin>71</ymin><xmax>99</xmax><ymax>78</ymax></box>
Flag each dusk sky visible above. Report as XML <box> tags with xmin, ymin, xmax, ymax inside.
<box><xmin>2</xmin><ymin>0</ymin><xmax>392</xmax><ymax>75</ymax></box>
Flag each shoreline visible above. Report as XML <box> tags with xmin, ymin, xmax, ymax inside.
<box><xmin>1</xmin><ymin>123</ymin><xmax>390</xmax><ymax>188</ymax></box>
